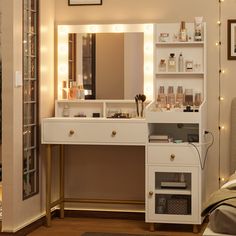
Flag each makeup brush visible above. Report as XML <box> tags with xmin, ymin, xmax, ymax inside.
<box><xmin>140</xmin><ymin>94</ymin><xmax>146</xmax><ymax>117</ymax></box>
<box><xmin>135</xmin><ymin>95</ymin><xmax>139</xmax><ymax>117</ymax></box>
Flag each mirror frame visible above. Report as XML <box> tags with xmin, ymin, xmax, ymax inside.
<box><xmin>57</xmin><ymin>24</ymin><xmax>154</xmax><ymax>100</ymax></box>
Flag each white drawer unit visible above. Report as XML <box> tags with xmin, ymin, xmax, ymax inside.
<box><xmin>41</xmin><ymin>118</ymin><xmax>147</xmax><ymax>145</ymax></box>
<box><xmin>147</xmin><ymin>145</ymin><xmax>199</xmax><ymax>166</ymax></box>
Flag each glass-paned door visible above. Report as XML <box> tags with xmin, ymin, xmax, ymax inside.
<box><xmin>23</xmin><ymin>0</ymin><xmax>39</xmax><ymax>199</ymax></box>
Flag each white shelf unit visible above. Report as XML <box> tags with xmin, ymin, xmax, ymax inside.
<box><xmin>55</xmin><ymin>99</ymin><xmax>148</xmax><ymax>119</ymax></box>
<box><xmin>153</xmin><ymin>23</ymin><xmax>207</xmax><ymax>104</ymax></box>
<box><xmin>145</xmin><ymin>22</ymin><xmax>207</xmax><ymax>227</ymax></box>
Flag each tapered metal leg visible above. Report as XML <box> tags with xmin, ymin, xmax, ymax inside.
<box><xmin>193</xmin><ymin>224</ymin><xmax>198</xmax><ymax>233</ymax></box>
<box><xmin>60</xmin><ymin>145</ymin><xmax>65</xmax><ymax>219</ymax></box>
<box><xmin>46</xmin><ymin>144</ymin><xmax>52</xmax><ymax>227</ymax></box>
<box><xmin>149</xmin><ymin>223</ymin><xmax>155</xmax><ymax>231</ymax></box>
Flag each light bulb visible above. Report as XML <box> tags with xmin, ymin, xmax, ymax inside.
<box><xmin>220</xmin><ymin>97</ymin><xmax>224</xmax><ymax>101</ymax></box>
<box><xmin>217</xmin><ymin>21</ymin><xmax>221</xmax><ymax>25</ymax></box>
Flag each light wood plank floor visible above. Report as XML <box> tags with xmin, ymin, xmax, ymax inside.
<box><xmin>28</xmin><ymin>217</ymin><xmax>207</xmax><ymax>236</ymax></box>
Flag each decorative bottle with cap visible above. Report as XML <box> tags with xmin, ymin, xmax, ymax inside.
<box><xmin>179</xmin><ymin>21</ymin><xmax>187</xmax><ymax>42</ymax></box>
<box><xmin>168</xmin><ymin>53</ymin><xmax>176</xmax><ymax>72</ymax></box>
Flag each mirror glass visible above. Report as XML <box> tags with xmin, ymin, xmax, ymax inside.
<box><xmin>57</xmin><ymin>24</ymin><xmax>154</xmax><ymax>100</ymax></box>
<box><xmin>68</xmin><ymin>32</ymin><xmax>144</xmax><ymax>99</ymax></box>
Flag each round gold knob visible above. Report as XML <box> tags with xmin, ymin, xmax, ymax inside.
<box><xmin>149</xmin><ymin>191</ymin><xmax>153</xmax><ymax>196</ymax></box>
<box><xmin>170</xmin><ymin>154</ymin><xmax>175</xmax><ymax>161</ymax></box>
<box><xmin>69</xmin><ymin>130</ymin><xmax>75</xmax><ymax>136</ymax></box>
<box><xmin>111</xmin><ymin>130</ymin><xmax>117</xmax><ymax>136</ymax></box>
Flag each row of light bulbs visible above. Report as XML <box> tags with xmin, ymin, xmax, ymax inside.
<box><xmin>218</xmin><ymin>0</ymin><xmax>225</xmax><ymax>183</ymax></box>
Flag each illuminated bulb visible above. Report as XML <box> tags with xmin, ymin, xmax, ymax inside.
<box><xmin>221</xmin><ymin>177</ymin><xmax>225</xmax><ymax>182</ymax></box>
<box><xmin>144</xmin><ymin>42</ymin><xmax>153</xmax><ymax>54</ymax></box>
<box><xmin>58</xmin><ymin>64</ymin><xmax>68</xmax><ymax>75</ymax></box>
<box><xmin>220</xmin><ymin>126</ymin><xmax>225</xmax><ymax>130</ymax></box>
<box><xmin>58</xmin><ymin>44</ymin><xmax>68</xmax><ymax>54</ymax></box>
<box><xmin>219</xmin><ymin>0</ymin><xmax>224</xmax><ymax>2</ymax></box>
<box><xmin>222</xmin><ymin>70</ymin><xmax>225</xmax><ymax>74</ymax></box>
<box><xmin>113</xmin><ymin>24</ymin><xmax>124</xmax><ymax>32</ymax></box>
<box><xmin>220</xmin><ymin>97</ymin><xmax>224</xmax><ymax>101</ymax></box>
<box><xmin>217</xmin><ymin>21</ymin><xmax>221</xmax><ymax>25</ymax></box>
<box><xmin>88</xmin><ymin>25</ymin><xmax>99</xmax><ymax>33</ymax></box>
<box><xmin>58</xmin><ymin>26</ymin><xmax>69</xmax><ymax>35</ymax></box>
<box><xmin>144</xmin><ymin>63</ymin><xmax>153</xmax><ymax>74</ymax></box>
<box><xmin>144</xmin><ymin>24</ymin><xmax>153</xmax><ymax>34</ymax></box>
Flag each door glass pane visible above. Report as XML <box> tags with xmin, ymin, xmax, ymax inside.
<box><xmin>155</xmin><ymin>194</ymin><xmax>191</xmax><ymax>215</ymax></box>
<box><xmin>23</xmin><ymin>0</ymin><xmax>38</xmax><ymax>199</ymax></box>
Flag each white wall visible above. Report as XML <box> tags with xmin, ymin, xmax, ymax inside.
<box><xmin>1</xmin><ymin>0</ymin><xmax>55</xmax><ymax>232</ymax></box>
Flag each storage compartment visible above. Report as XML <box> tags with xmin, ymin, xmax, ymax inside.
<box><xmin>155</xmin><ymin>172</ymin><xmax>191</xmax><ymax>190</ymax></box>
<box><xmin>155</xmin><ymin>194</ymin><xmax>191</xmax><ymax>215</ymax></box>
<box><xmin>148</xmin><ymin>123</ymin><xmax>199</xmax><ymax>143</ymax></box>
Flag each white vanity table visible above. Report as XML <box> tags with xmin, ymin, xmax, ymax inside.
<box><xmin>42</xmin><ymin>22</ymin><xmax>208</xmax><ymax>232</ymax></box>
<box><xmin>41</xmin><ymin>99</ymin><xmax>148</xmax><ymax>226</ymax></box>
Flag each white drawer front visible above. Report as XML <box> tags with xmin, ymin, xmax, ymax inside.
<box><xmin>42</xmin><ymin>120</ymin><xmax>146</xmax><ymax>144</ymax></box>
<box><xmin>147</xmin><ymin>145</ymin><xmax>199</xmax><ymax>165</ymax></box>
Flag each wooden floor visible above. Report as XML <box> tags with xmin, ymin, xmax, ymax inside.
<box><xmin>28</xmin><ymin>217</ymin><xmax>207</xmax><ymax>236</ymax></box>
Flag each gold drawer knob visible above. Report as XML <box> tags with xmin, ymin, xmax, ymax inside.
<box><xmin>111</xmin><ymin>130</ymin><xmax>117</xmax><ymax>136</ymax></box>
<box><xmin>149</xmin><ymin>191</ymin><xmax>153</xmax><ymax>196</ymax></box>
<box><xmin>170</xmin><ymin>154</ymin><xmax>175</xmax><ymax>161</ymax></box>
<box><xmin>69</xmin><ymin>130</ymin><xmax>75</xmax><ymax>136</ymax></box>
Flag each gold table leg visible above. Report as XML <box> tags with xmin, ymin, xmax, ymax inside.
<box><xmin>60</xmin><ymin>145</ymin><xmax>65</xmax><ymax>219</ymax></box>
<box><xmin>46</xmin><ymin>144</ymin><xmax>52</xmax><ymax>227</ymax></box>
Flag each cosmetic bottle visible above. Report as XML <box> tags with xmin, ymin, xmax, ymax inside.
<box><xmin>62</xmin><ymin>80</ymin><xmax>68</xmax><ymax>99</ymax></box>
<box><xmin>176</xmin><ymin>86</ymin><xmax>184</xmax><ymax>107</ymax></box>
<box><xmin>194</xmin><ymin>92</ymin><xmax>202</xmax><ymax>107</ymax></box>
<box><xmin>68</xmin><ymin>82</ymin><xmax>73</xmax><ymax>99</ymax></box>
<box><xmin>167</xmin><ymin>86</ymin><xmax>175</xmax><ymax>107</ymax></box>
<box><xmin>62</xmin><ymin>104</ymin><xmax>70</xmax><ymax>117</ymax></box>
<box><xmin>76</xmin><ymin>84</ymin><xmax>85</xmax><ymax>100</ymax></box>
<box><xmin>157</xmin><ymin>86</ymin><xmax>166</xmax><ymax>108</ymax></box>
<box><xmin>184</xmin><ymin>89</ymin><xmax>194</xmax><ymax>106</ymax></box>
<box><xmin>159</xmin><ymin>59</ymin><xmax>167</xmax><ymax>72</ymax></box>
<box><xmin>168</xmin><ymin>53</ymin><xmax>176</xmax><ymax>72</ymax></box>
<box><xmin>178</xmin><ymin>52</ymin><xmax>184</xmax><ymax>72</ymax></box>
<box><xmin>194</xmin><ymin>17</ymin><xmax>203</xmax><ymax>41</ymax></box>
<box><xmin>179</xmin><ymin>21</ymin><xmax>187</xmax><ymax>42</ymax></box>
<box><xmin>79</xmin><ymin>85</ymin><xmax>85</xmax><ymax>99</ymax></box>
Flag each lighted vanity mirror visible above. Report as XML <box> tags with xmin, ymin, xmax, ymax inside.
<box><xmin>58</xmin><ymin>24</ymin><xmax>154</xmax><ymax>101</ymax></box>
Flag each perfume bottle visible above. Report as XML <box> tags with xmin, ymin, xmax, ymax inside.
<box><xmin>157</xmin><ymin>86</ymin><xmax>166</xmax><ymax>108</ymax></box>
<box><xmin>184</xmin><ymin>89</ymin><xmax>194</xmax><ymax>106</ymax></box>
<box><xmin>194</xmin><ymin>92</ymin><xmax>202</xmax><ymax>107</ymax></box>
<box><xmin>68</xmin><ymin>82</ymin><xmax>77</xmax><ymax>99</ymax></box>
<box><xmin>179</xmin><ymin>21</ymin><xmax>187</xmax><ymax>42</ymax></box>
<box><xmin>168</xmin><ymin>53</ymin><xmax>176</xmax><ymax>72</ymax></box>
<box><xmin>176</xmin><ymin>86</ymin><xmax>184</xmax><ymax>107</ymax></box>
<box><xmin>194</xmin><ymin>17</ymin><xmax>203</xmax><ymax>41</ymax></box>
<box><xmin>159</xmin><ymin>59</ymin><xmax>167</xmax><ymax>72</ymax></box>
<box><xmin>167</xmin><ymin>86</ymin><xmax>175</xmax><ymax>107</ymax></box>
<box><xmin>178</xmin><ymin>52</ymin><xmax>184</xmax><ymax>72</ymax></box>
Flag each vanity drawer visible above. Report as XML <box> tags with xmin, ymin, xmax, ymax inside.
<box><xmin>42</xmin><ymin>119</ymin><xmax>146</xmax><ymax>145</ymax></box>
<box><xmin>147</xmin><ymin>145</ymin><xmax>199</xmax><ymax>165</ymax></box>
